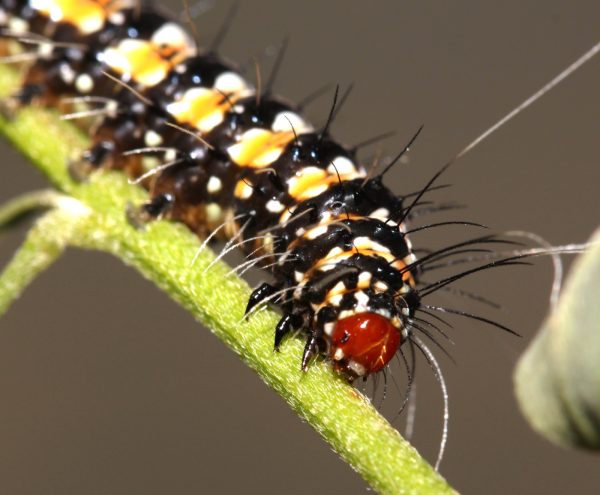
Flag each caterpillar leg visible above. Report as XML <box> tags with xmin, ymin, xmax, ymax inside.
<box><xmin>0</xmin><ymin>80</ymin><xmax>45</xmax><ymax>119</ymax></box>
<box><xmin>9</xmin><ymin>54</ymin><xmax>91</xmax><ymax>109</ymax></box>
<box><xmin>68</xmin><ymin>141</ymin><xmax>116</xmax><ymax>182</ymax></box>
<box><xmin>245</xmin><ymin>282</ymin><xmax>279</xmax><ymax>315</ymax></box>
<box><xmin>68</xmin><ymin>104</ymin><xmax>160</xmax><ymax>181</ymax></box>
<box><xmin>274</xmin><ymin>313</ymin><xmax>303</xmax><ymax>350</ymax></box>
<box><xmin>125</xmin><ymin>193</ymin><xmax>174</xmax><ymax>229</ymax></box>
<box><xmin>301</xmin><ymin>335</ymin><xmax>320</xmax><ymax>372</ymax></box>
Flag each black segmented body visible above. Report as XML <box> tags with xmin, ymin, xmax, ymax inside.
<box><xmin>1</xmin><ymin>0</ymin><xmax>428</xmax><ymax>379</ymax></box>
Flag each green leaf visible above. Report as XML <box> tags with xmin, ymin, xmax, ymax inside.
<box><xmin>514</xmin><ymin>228</ymin><xmax>600</xmax><ymax>449</ymax></box>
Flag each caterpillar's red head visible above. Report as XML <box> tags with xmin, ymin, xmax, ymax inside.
<box><xmin>329</xmin><ymin>312</ymin><xmax>404</xmax><ymax>379</ymax></box>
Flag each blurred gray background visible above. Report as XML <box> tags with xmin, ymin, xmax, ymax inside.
<box><xmin>1</xmin><ymin>1</ymin><xmax>599</xmax><ymax>493</ymax></box>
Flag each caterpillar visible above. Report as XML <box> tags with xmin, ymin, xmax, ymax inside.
<box><xmin>1</xmin><ymin>0</ymin><xmax>438</xmax><ymax>382</ymax></box>
<box><xmin>1</xmin><ymin>1</ymin><xmax>600</xmax><ymax>494</ymax></box>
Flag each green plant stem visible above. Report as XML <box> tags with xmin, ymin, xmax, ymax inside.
<box><xmin>0</xmin><ymin>189</ymin><xmax>66</xmax><ymax>228</ymax></box>
<box><xmin>0</xmin><ymin>194</ymin><xmax>91</xmax><ymax>316</ymax></box>
<box><xmin>0</xmin><ymin>64</ymin><xmax>457</xmax><ymax>494</ymax></box>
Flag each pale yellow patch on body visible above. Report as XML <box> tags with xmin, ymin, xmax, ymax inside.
<box><xmin>228</xmin><ymin>129</ymin><xmax>295</xmax><ymax>168</ymax></box>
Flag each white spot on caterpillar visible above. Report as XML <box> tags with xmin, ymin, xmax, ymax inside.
<box><xmin>29</xmin><ymin>0</ymin><xmax>48</xmax><ymax>9</ymax></box>
<box><xmin>144</xmin><ymin>130</ymin><xmax>163</xmax><ymax>147</ymax></box>
<box><xmin>106</xmin><ymin>101</ymin><xmax>118</xmax><ymax>118</ymax></box>
<box><xmin>329</xmin><ymin>294</ymin><xmax>343</xmax><ymax>306</ymax></box>
<box><xmin>266</xmin><ymin>199</ymin><xmax>285</xmax><ymax>213</ymax></box>
<box><xmin>215</xmin><ymin>72</ymin><xmax>250</xmax><ymax>93</ymax></box>
<box><xmin>294</xmin><ymin>271</ymin><xmax>304</xmax><ymax>283</ymax></box>
<box><xmin>207</xmin><ymin>176</ymin><xmax>222</xmax><ymax>194</ymax></box>
<box><xmin>354</xmin><ymin>291</ymin><xmax>370</xmax><ymax>308</ymax></box>
<box><xmin>403</xmin><ymin>253</ymin><xmax>417</xmax><ymax>266</ymax></box>
<box><xmin>327</xmin><ymin>156</ymin><xmax>356</xmax><ymax>175</ymax></box>
<box><xmin>325</xmin><ymin>246</ymin><xmax>343</xmax><ymax>258</ymax></box>
<box><xmin>338</xmin><ymin>310</ymin><xmax>356</xmax><ymax>320</ymax></box>
<box><xmin>141</xmin><ymin>156</ymin><xmax>160</xmax><ymax>172</ymax></box>
<box><xmin>59</xmin><ymin>63</ymin><xmax>76</xmax><ymax>84</ymax></box>
<box><xmin>305</xmin><ymin>224</ymin><xmax>328</xmax><ymax>240</ymax></box>
<box><xmin>354</xmin><ymin>236</ymin><xmax>390</xmax><ymax>254</ymax></box>
<box><xmin>205</xmin><ymin>203</ymin><xmax>222</xmax><ymax>223</ymax></box>
<box><xmin>329</xmin><ymin>281</ymin><xmax>346</xmax><ymax>295</ymax></box>
<box><xmin>151</xmin><ymin>22</ymin><xmax>196</xmax><ymax>55</ymax></box>
<box><xmin>397</xmin><ymin>285</ymin><xmax>411</xmax><ymax>295</ymax></box>
<box><xmin>75</xmin><ymin>74</ymin><xmax>94</xmax><ymax>93</ymax></box>
<box><xmin>109</xmin><ymin>11</ymin><xmax>125</xmax><ymax>25</ymax></box>
<box><xmin>272</xmin><ymin>111</ymin><xmax>312</xmax><ymax>133</ymax></box>
<box><xmin>374</xmin><ymin>281</ymin><xmax>389</xmax><ymax>292</ymax></box>
<box><xmin>358</xmin><ymin>272</ymin><xmax>372</xmax><ymax>284</ymax></box>
<box><xmin>164</xmin><ymin>149</ymin><xmax>177</xmax><ymax>162</ymax></box>
<box><xmin>318</xmin><ymin>247</ymin><xmax>345</xmax><ymax>271</ymax></box>
<box><xmin>347</xmin><ymin>360</ymin><xmax>366</xmax><ymax>377</ymax></box>
<box><xmin>8</xmin><ymin>17</ymin><xmax>28</xmax><ymax>34</ymax></box>
<box><xmin>333</xmin><ymin>348</ymin><xmax>345</xmax><ymax>361</ymax></box>
<box><xmin>323</xmin><ymin>322</ymin><xmax>335</xmax><ymax>336</ymax></box>
<box><xmin>38</xmin><ymin>42</ymin><xmax>53</xmax><ymax>57</ymax></box>
<box><xmin>49</xmin><ymin>3</ymin><xmax>64</xmax><ymax>22</ymax></box>
<box><xmin>279</xmin><ymin>208</ymin><xmax>292</xmax><ymax>225</ymax></box>
<box><xmin>378</xmin><ymin>309</ymin><xmax>392</xmax><ymax>319</ymax></box>
<box><xmin>263</xmin><ymin>233</ymin><xmax>274</xmax><ymax>253</ymax></box>
<box><xmin>370</xmin><ymin>208</ymin><xmax>390</xmax><ymax>220</ymax></box>
<box><xmin>319</xmin><ymin>264</ymin><xmax>336</xmax><ymax>272</ymax></box>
